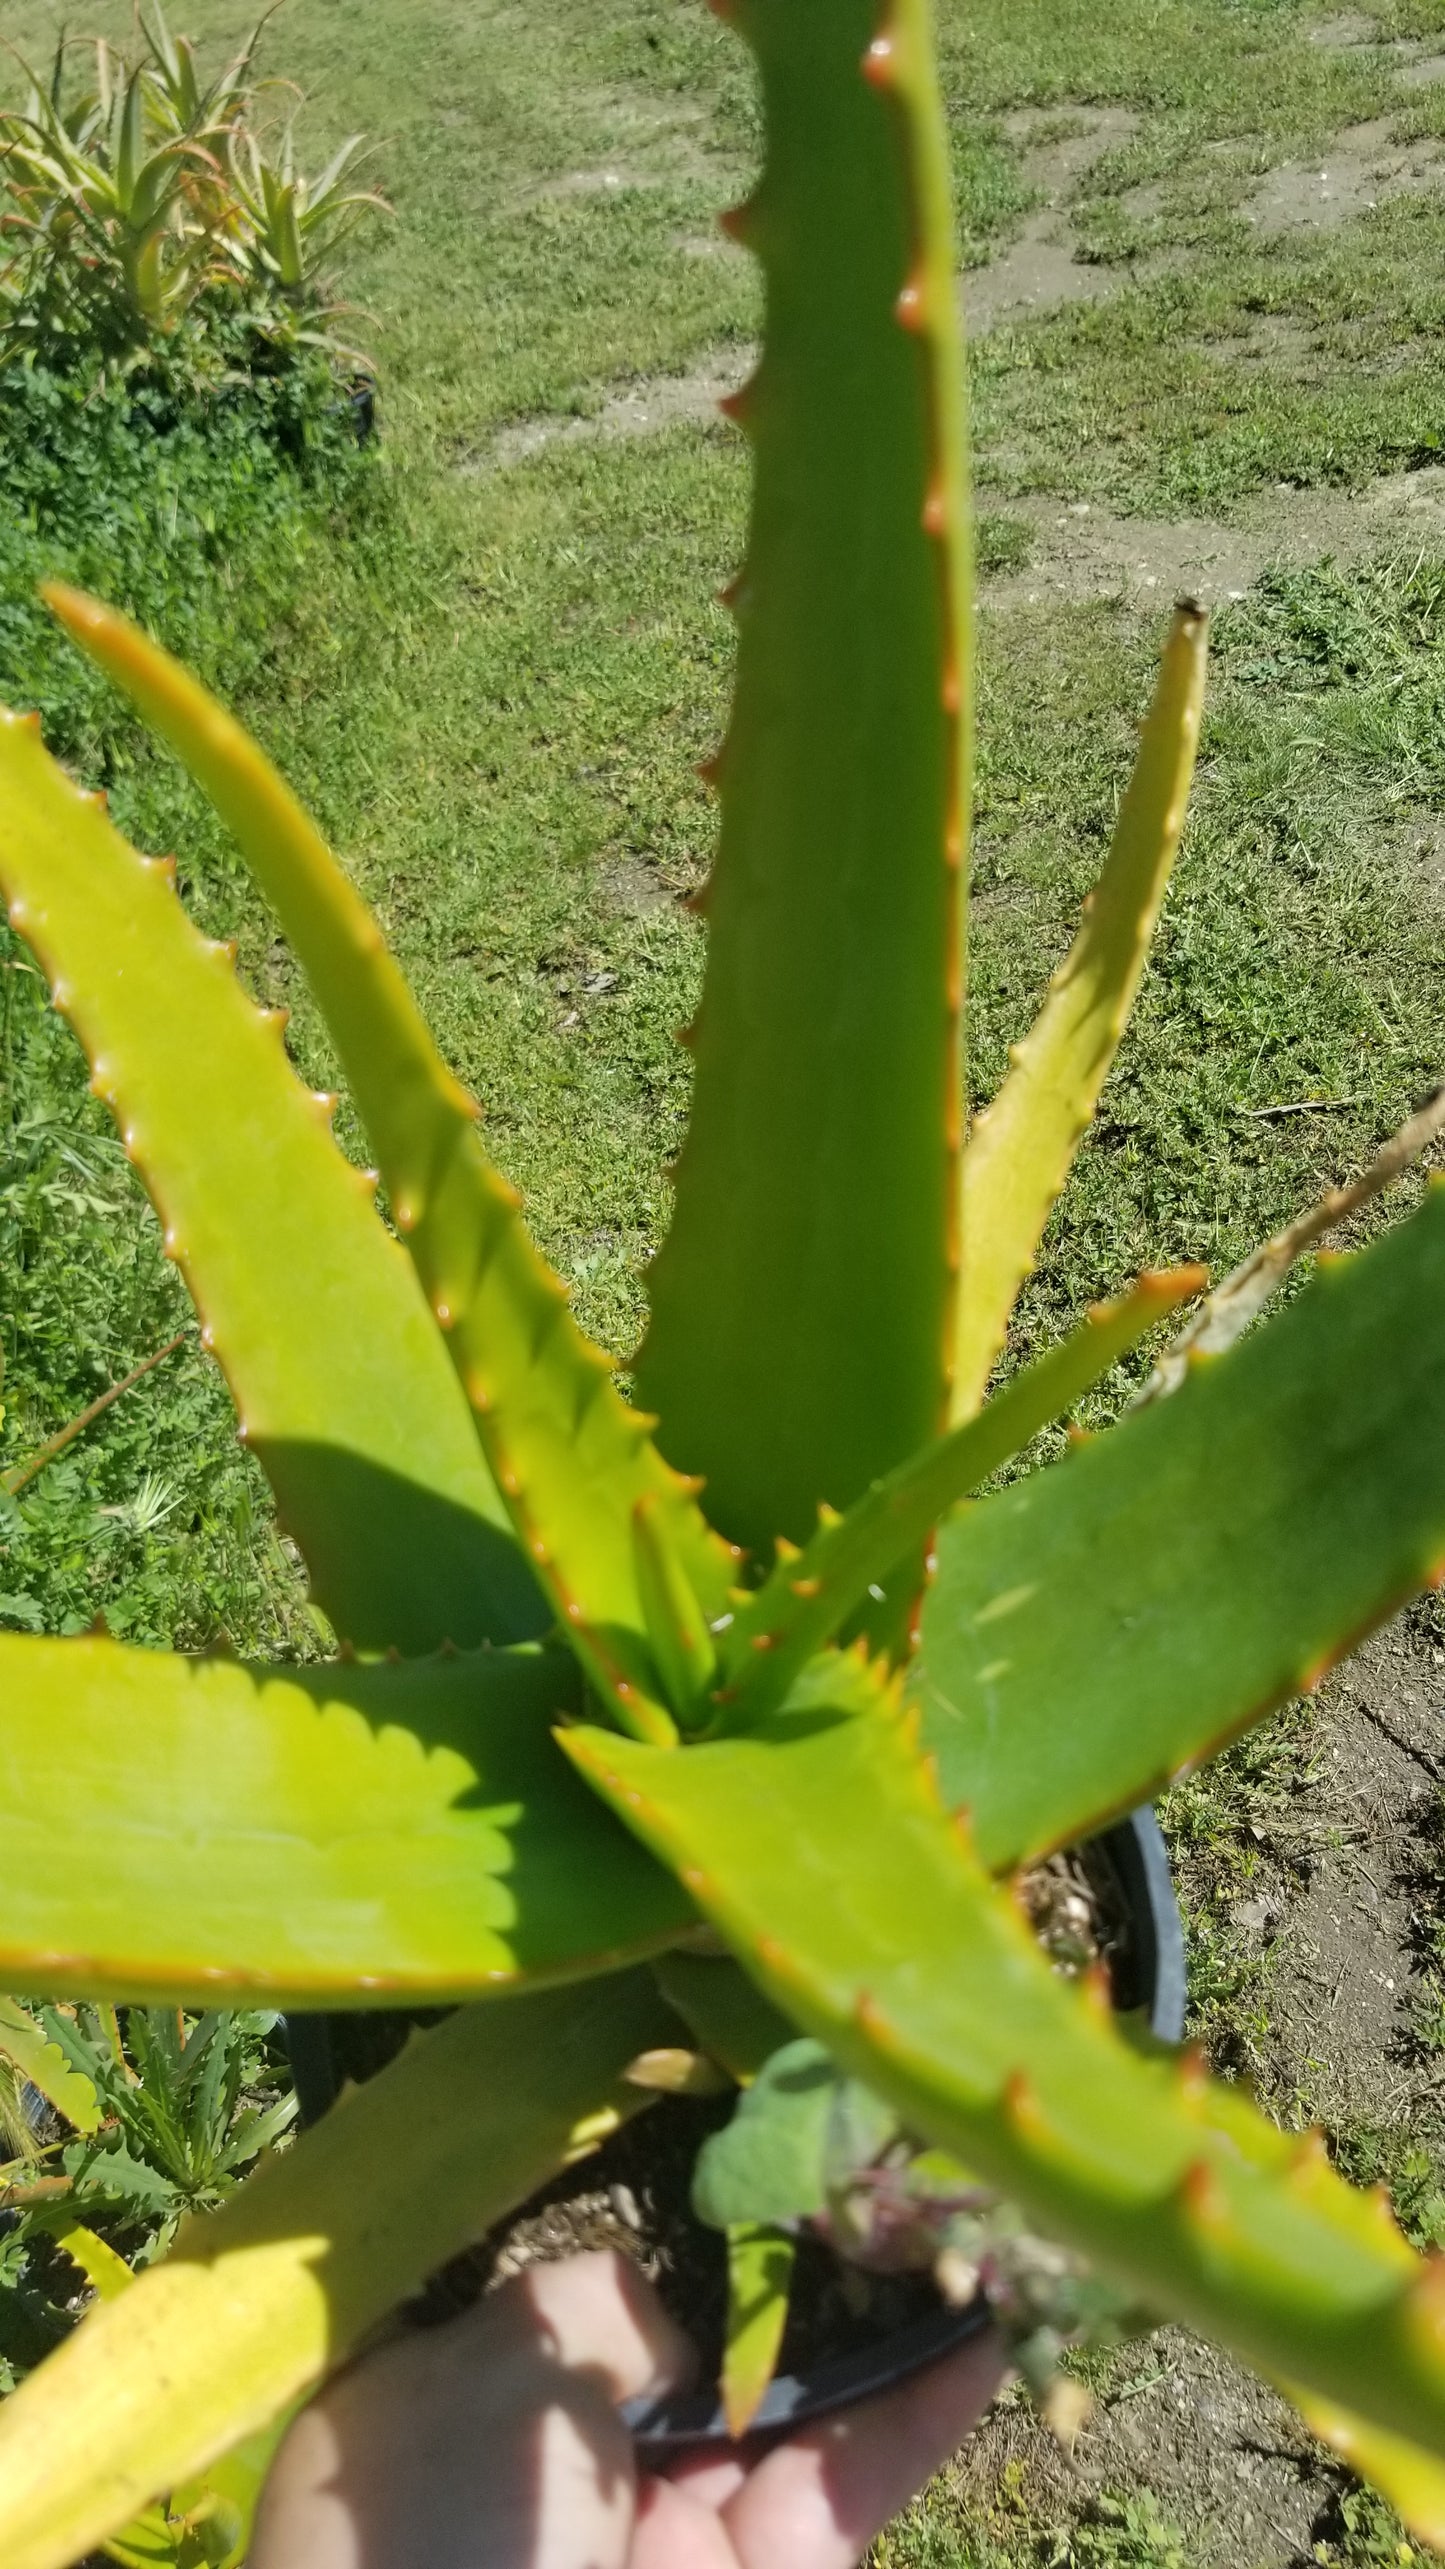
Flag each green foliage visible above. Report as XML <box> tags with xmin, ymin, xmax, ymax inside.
<box><xmin>0</xmin><ymin>319</ymin><xmax>372</xmax><ymax>773</ymax></box>
<box><xmin>0</xmin><ymin>1978</ymin><xmax>672</xmax><ymax>2569</ymax></box>
<box><xmin>1313</xmin><ymin>2482</ymin><xmax>1422</xmax><ymax>2567</ymax></box>
<box><xmin>873</xmin><ymin>2480</ymin><xmax>1194</xmax><ymax>2568</ymax></box>
<box><xmin>4</xmin><ymin>0</ymin><xmax>1445</xmax><ymax>2555</ymax></box>
<box><xmin>0</xmin><ymin>7</ymin><xmax>386</xmax><ymax>375</ymax></box>
<box><xmin>0</xmin><ymin>2000</ymin><xmax>293</xmax><ymax>2398</ymax></box>
<box><xmin>913</xmin><ymin>1189</ymin><xmax>1445</xmax><ymax>1872</ymax></box>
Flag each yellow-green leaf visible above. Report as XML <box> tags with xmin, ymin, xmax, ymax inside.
<box><xmin>0</xmin><ymin>1972</ymin><xmax>673</xmax><ymax>2569</ymax></box>
<box><xmin>953</xmin><ymin>604</ymin><xmax>1208</xmax><ymax>1420</ymax></box>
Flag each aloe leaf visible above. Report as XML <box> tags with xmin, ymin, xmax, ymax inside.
<box><xmin>0</xmin><ymin>1972</ymin><xmax>674</xmax><ymax>2569</ymax></box>
<box><xmin>723</xmin><ymin>2224</ymin><xmax>796</xmax><ymax>2439</ymax></box>
<box><xmin>717</xmin><ymin>1265</ymin><xmax>1204</xmax><ymax>1728</ymax></box>
<box><xmin>562</xmin><ymin>1707</ymin><xmax>1445</xmax><ymax>2459</ymax></box>
<box><xmin>953</xmin><ymin>604</ymin><xmax>1209</xmax><ymax>1422</ymax></box>
<box><xmin>0</xmin><ymin>705</ymin><xmax>542</xmax><ymax>1656</ymax></box>
<box><xmin>651</xmin><ymin>1952</ymin><xmax>794</xmax><ymax>2086</ymax></box>
<box><xmin>634</xmin><ymin>0</ymin><xmax>970</xmax><ymax>1557</ymax></box>
<box><xmin>1286</xmin><ymin>2386</ymin><xmax>1445</xmax><ymax>2550</ymax></box>
<box><xmin>0</xmin><ymin>1634</ymin><xmax>689</xmax><ymax>2004</ymax></box>
<box><xmin>912</xmin><ymin>1182</ymin><xmax>1445</xmax><ymax>1874</ymax></box>
<box><xmin>0</xmin><ymin>1995</ymin><xmax>102</xmax><ymax>2133</ymax></box>
<box><xmin>104</xmin><ymin>2417</ymin><xmax>282</xmax><ymax>2569</ymax></box>
<box><xmin>44</xmin><ymin>589</ymin><xmax>733</xmax><ymax>1728</ymax></box>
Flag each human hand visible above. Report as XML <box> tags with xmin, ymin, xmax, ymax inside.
<box><xmin>249</xmin><ymin>2248</ymin><xmax>1006</xmax><ymax>2569</ymax></box>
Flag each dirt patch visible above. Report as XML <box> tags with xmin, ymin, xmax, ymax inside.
<box><xmin>1306</xmin><ymin>13</ymin><xmax>1382</xmax><ymax>43</ymax></box>
<box><xmin>596</xmin><ymin>853</ymin><xmax>676</xmax><ymax>919</ymax></box>
<box><xmin>983</xmin><ymin>462</ymin><xmax>1445</xmax><ymax>608</ymax></box>
<box><xmin>522</xmin><ymin>165</ymin><xmax>659</xmax><ymax>203</ymax></box>
<box><xmin>512</xmin><ymin>86</ymin><xmax>740</xmax><ymax>208</ymax></box>
<box><xmin>942</xmin><ymin>2331</ymin><xmax>1325</xmax><ymax>2568</ymax></box>
<box><xmin>483</xmin><ymin>352</ymin><xmax>749</xmax><ymax>466</ymax></box>
<box><xmin>1231</xmin><ymin>1624</ymin><xmax>1445</xmax><ymax>2128</ymax></box>
<box><xmin>1245</xmin><ymin>114</ymin><xmax>1445</xmax><ymax>235</ymax></box>
<box><xmin>961</xmin><ymin>107</ymin><xmax>1141</xmax><ymax>335</ymax></box>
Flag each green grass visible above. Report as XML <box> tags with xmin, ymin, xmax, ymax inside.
<box><xmin>6</xmin><ymin>0</ymin><xmax>1445</xmax><ymax>2553</ymax></box>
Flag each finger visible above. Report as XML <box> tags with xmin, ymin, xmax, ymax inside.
<box><xmin>632</xmin><ymin>2470</ymin><xmax>742</xmax><ymax>2569</ymax></box>
<box><xmin>721</xmin><ymin>2330</ymin><xmax>1008</xmax><ymax>2569</ymax></box>
<box><xmin>664</xmin><ymin>2449</ymin><xmax>750</xmax><ymax>2510</ymax></box>
<box><xmin>250</xmin><ymin>2253</ymin><xmax>695</xmax><ymax>2569</ymax></box>
<box><xmin>485</xmin><ymin>2248</ymin><xmax>698</xmax><ymax>2404</ymax></box>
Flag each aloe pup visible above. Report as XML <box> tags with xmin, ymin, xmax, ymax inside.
<box><xmin>4</xmin><ymin>0</ymin><xmax>1445</xmax><ymax>2557</ymax></box>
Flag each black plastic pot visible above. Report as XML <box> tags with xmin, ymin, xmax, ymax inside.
<box><xmin>283</xmin><ymin>1805</ymin><xmax>1186</xmax><ymax>2456</ymax></box>
<box><xmin>619</xmin><ymin>1805</ymin><xmax>1186</xmax><ymax>2456</ymax></box>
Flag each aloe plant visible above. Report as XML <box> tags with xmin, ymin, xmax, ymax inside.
<box><xmin>4</xmin><ymin>0</ymin><xmax>1445</xmax><ymax>2559</ymax></box>
<box><xmin>0</xmin><ymin>8</ymin><xmax>385</xmax><ymax>373</ymax></box>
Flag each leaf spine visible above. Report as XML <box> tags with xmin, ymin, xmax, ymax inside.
<box><xmin>717</xmin><ymin>380</ymin><xmax>757</xmax><ymax>432</ymax></box>
<box><xmin>1177</xmin><ymin>2158</ymin><xmax>1226</xmax><ymax>2225</ymax></box>
<box><xmin>1079</xmin><ymin>1959</ymin><xmax>1113</xmax><ymax>2021</ymax></box>
<box><xmin>862</xmin><ymin>31</ymin><xmax>897</xmax><ymax>87</ymax></box>
<box><xmin>718</xmin><ymin>199</ymin><xmax>756</xmax><ymax>248</ymax></box>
